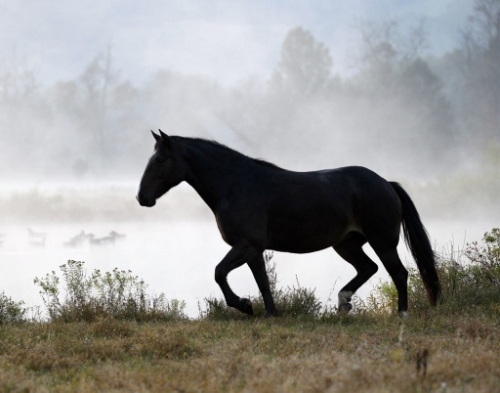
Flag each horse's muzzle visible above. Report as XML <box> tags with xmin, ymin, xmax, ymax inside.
<box><xmin>136</xmin><ymin>192</ymin><xmax>156</xmax><ymax>207</ymax></box>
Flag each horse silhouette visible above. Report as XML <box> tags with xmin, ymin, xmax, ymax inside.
<box><xmin>137</xmin><ymin>130</ymin><xmax>440</xmax><ymax>317</ymax></box>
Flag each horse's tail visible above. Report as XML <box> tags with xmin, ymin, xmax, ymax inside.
<box><xmin>390</xmin><ymin>182</ymin><xmax>441</xmax><ymax>306</ymax></box>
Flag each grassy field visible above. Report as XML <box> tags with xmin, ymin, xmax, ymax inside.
<box><xmin>0</xmin><ymin>311</ymin><xmax>499</xmax><ymax>392</ymax></box>
<box><xmin>0</xmin><ymin>230</ymin><xmax>499</xmax><ymax>392</ymax></box>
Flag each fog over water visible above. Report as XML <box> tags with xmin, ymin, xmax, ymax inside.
<box><xmin>1</xmin><ymin>198</ymin><xmax>497</xmax><ymax>318</ymax></box>
<box><xmin>1</xmin><ymin>1</ymin><xmax>499</xmax><ymax>317</ymax></box>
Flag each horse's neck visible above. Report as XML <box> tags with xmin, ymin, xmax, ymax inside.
<box><xmin>181</xmin><ymin>141</ymin><xmax>241</xmax><ymax>212</ymax></box>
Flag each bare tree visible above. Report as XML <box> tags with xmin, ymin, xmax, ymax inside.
<box><xmin>0</xmin><ymin>49</ymin><xmax>40</xmax><ymax>105</ymax></box>
<box><xmin>459</xmin><ymin>0</ymin><xmax>500</xmax><ymax>142</ymax></box>
<box><xmin>79</xmin><ymin>45</ymin><xmax>120</xmax><ymax>155</ymax></box>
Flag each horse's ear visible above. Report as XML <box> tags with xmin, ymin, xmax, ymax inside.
<box><xmin>158</xmin><ymin>129</ymin><xmax>174</xmax><ymax>149</ymax></box>
<box><xmin>151</xmin><ymin>130</ymin><xmax>161</xmax><ymax>142</ymax></box>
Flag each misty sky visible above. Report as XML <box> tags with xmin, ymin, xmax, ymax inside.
<box><xmin>2</xmin><ymin>0</ymin><xmax>472</xmax><ymax>86</ymax></box>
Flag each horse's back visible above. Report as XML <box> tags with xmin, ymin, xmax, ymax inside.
<box><xmin>262</xmin><ymin>166</ymin><xmax>398</xmax><ymax>252</ymax></box>
<box><xmin>217</xmin><ymin>165</ymin><xmax>402</xmax><ymax>252</ymax></box>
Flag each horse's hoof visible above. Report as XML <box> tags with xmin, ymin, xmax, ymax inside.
<box><xmin>338</xmin><ymin>302</ymin><xmax>353</xmax><ymax>312</ymax></box>
<box><xmin>399</xmin><ymin>311</ymin><xmax>409</xmax><ymax>319</ymax></box>
<box><xmin>240</xmin><ymin>298</ymin><xmax>254</xmax><ymax>316</ymax></box>
<box><xmin>264</xmin><ymin>310</ymin><xmax>278</xmax><ymax>318</ymax></box>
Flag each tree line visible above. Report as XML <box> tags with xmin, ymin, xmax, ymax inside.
<box><xmin>1</xmin><ymin>0</ymin><xmax>498</xmax><ymax>181</ymax></box>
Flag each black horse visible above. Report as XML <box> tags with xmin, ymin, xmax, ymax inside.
<box><xmin>137</xmin><ymin>130</ymin><xmax>440</xmax><ymax>317</ymax></box>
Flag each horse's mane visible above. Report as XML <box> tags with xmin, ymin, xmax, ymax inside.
<box><xmin>176</xmin><ymin>137</ymin><xmax>281</xmax><ymax>169</ymax></box>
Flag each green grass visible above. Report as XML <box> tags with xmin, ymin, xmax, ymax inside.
<box><xmin>0</xmin><ymin>229</ymin><xmax>499</xmax><ymax>392</ymax></box>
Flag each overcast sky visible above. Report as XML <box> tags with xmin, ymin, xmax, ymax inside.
<box><xmin>1</xmin><ymin>0</ymin><xmax>473</xmax><ymax>86</ymax></box>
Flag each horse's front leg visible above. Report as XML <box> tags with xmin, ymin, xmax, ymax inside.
<box><xmin>247</xmin><ymin>254</ymin><xmax>277</xmax><ymax>317</ymax></box>
<box><xmin>214</xmin><ymin>245</ymin><xmax>261</xmax><ymax>315</ymax></box>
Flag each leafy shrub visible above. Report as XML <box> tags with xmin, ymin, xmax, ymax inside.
<box><xmin>0</xmin><ymin>292</ymin><xmax>26</xmax><ymax>324</ymax></box>
<box><xmin>465</xmin><ymin>228</ymin><xmax>500</xmax><ymax>288</ymax></box>
<box><xmin>364</xmin><ymin>228</ymin><xmax>500</xmax><ymax>315</ymax></box>
<box><xmin>34</xmin><ymin>260</ymin><xmax>186</xmax><ymax>322</ymax></box>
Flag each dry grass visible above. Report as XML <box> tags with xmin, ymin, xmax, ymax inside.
<box><xmin>0</xmin><ymin>311</ymin><xmax>499</xmax><ymax>392</ymax></box>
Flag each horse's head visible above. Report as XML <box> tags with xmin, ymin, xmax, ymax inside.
<box><xmin>137</xmin><ymin>130</ymin><xmax>186</xmax><ymax>207</ymax></box>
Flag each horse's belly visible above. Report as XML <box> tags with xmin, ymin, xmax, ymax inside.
<box><xmin>266</xmin><ymin>218</ymin><xmax>348</xmax><ymax>253</ymax></box>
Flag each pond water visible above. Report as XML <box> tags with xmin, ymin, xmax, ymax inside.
<box><xmin>0</xmin><ymin>217</ymin><xmax>497</xmax><ymax>318</ymax></box>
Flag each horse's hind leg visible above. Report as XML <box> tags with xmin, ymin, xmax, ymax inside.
<box><xmin>371</xmin><ymin>245</ymin><xmax>408</xmax><ymax>316</ymax></box>
<box><xmin>333</xmin><ymin>233</ymin><xmax>379</xmax><ymax>311</ymax></box>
